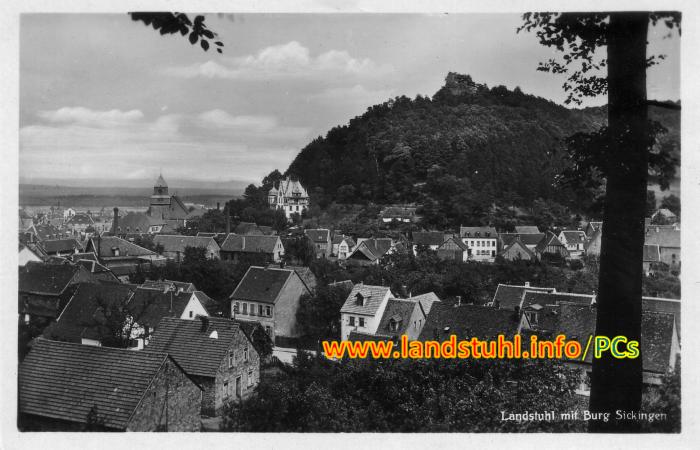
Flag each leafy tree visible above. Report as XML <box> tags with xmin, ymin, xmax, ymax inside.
<box><xmin>283</xmin><ymin>236</ymin><xmax>316</xmax><ymax>266</ymax></box>
<box><xmin>222</xmin><ymin>355</ymin><xmax>587</xmax><ymax>432</ymax></box>
<box><xmin>519</xmin><ymin>12</ymin><xmax>680</xmax><ymax>432</ymax></box>
<box><xmin>641</xmin><ymin>358</ymin><xmax>680</xmax><ymax>432</ymax></box>
<box><xmin>296</xmin><ymin>284</ymin><xmax>353</xmax><ymax>343</ymax></box>
<box><xmin>129</xmin><ymin>13</ymin><xmax>224</xmax><ymax>53</ymax></box>
<box><xmin>660</xmin><ymin>194</ymin><xmax>680</xmax><ymax>218</ymax></box>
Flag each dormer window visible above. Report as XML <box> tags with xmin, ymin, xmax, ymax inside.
<box><xmin>355</xmin><ymin>293</ymin><xmax>365</xmax><ymax>306</ymax></box>
<box><xmin>389</xmin><ymin>316</ymin><xmax>402</xmax><ymax>332</ymax></box>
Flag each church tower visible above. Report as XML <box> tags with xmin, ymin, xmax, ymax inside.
<box><xmin>149</xmin><ymin>174</ymin><xmax>171</xmax><ymax>219</ymax></box>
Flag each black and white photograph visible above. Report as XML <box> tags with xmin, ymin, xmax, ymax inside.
<box><xmin>3</xmin><ymin>1</ymin><xmax>698</xmax><ymax>446</ymax></box>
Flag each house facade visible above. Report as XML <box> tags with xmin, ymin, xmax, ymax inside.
<box><xmin>332</xmin><ymin>235</ymin><xmax>356</xmax><ymax>259</ymax></box>
<box><xmin>146</xmin><ymin>316</ymin><xmax>260</xmax><ymax>416</ymax></box>
<box><xmin>436</xmin><ymin>236</ymin><xmax>469</xmax><ymax>262</ymax></box>
<box><xmin>220</xmin><ymin>234</ymin><xmax>284</xmax><ymax>263</ymax></box>
<box><xmin>340</xmin><ymin>284</ymin><xmax>393</xmax><ymax>341</ymax></box>
<box><xmin>304</xmin><ymin>228</ymin><xmax>332</xmax><ymax>258</ymax></box>
<box><xmin>645</xmin><ymin>225</ymin><xmax>681</xmax><ymax>272</ymax></box>
<box><xmin>459</xmin><ymin>226</ymin><xmax>498</xmax><ymax>262</ymax></box>
<box><xmin>267</xmin><ymin>177</ymin><xmax>310</xmax><ymax>220</ymax></box>
<box><xmin>499</xmin><ymin>237</ymin><xmax>536</xmax><ymax>261</ymax></box>
<box><xmin>230</xmin><ymin>266</ymin><xmax>311</xmax><ymax>341</ymax></box>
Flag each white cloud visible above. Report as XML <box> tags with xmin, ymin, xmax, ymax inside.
<box><xmin>163</xmin><ymin>41</ymin><xmax>393</xmax><ymax>80</ymax></box>
<box><xmin>21</xmin><ymin>106</ymin><xmax>311</xmax><ymax>181</ymax></box>
<box><xmin>37</xmin><ymin>107</ymin><xmax>144</xmax><ymax>127</ymax></box>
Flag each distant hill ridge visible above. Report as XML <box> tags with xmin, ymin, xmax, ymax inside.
<box><xmin>285</xmin><ymin>73</ymin><xmax>679</xmax><ymax>213</ymax></box>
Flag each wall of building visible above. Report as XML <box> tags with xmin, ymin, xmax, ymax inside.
<box><xmin>273</xmin><ymin>274</ymin><xmax>311</xmax><ymax>339</ymax></box>
<box><xmin>126</xmin><ymin>358</ymin><xmax>202</xmax><ymax>431</ymax></box>
<box><xmin>211</xmin><ymin>331</ymin><xmax>261</xmax><ymax>414</ymax></box>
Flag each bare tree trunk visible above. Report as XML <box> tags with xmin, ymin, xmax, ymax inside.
<box><xmin>589</xmin><ymin>12</ymin><xmax>648</xmax><ymax>432</ymax></box>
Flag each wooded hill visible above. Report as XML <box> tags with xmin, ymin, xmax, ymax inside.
<box><xmin>285</xmin><ymin>73</ymin><xmax>679</xmax><ymax>226</ymax></box>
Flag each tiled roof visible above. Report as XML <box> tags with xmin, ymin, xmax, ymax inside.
<box><xmin>340</xmin><ymin>284</ymin><xmax>392</xmax><ymax>316</ymax></box>
<box><xmin>66</xmin><ymin>213</ymin><xmax>94</xmax><ymax>226</ymax></box>
<box><xmin>40</xmin><ymin>238</ymin><xmax>83</xmax><ymax>254</ymax></box>
<box><xmin>438</xmin><ymin>236</ymin><xmax>468</xmax><ymax>251</ymax></box>
<box><xmin>643</xmin><ymin>296</ymin><xmax>680</xmax><ymax>335</ymax></box>
<box><xmin>654</xmin><ymin>208</ymin><xmax>677</xmax><ymax>218</ymax></box>
<box><xmin>412</xmin><ymin>231</ymin><xmax>447</xmax><ymax>246</ymax></box>
<box><xmin>418</xmin><ymin>303</ymin><xmax>520</xmax><ymax>341</ymax></box>
<box><xmin>283</xmin><ymin>265</ymin><xmax>317</xmax><ymax>290</ymax></box>
<box><xmin>275</xmin><ymin>178</ymin><xmax>309</xmax><ymax>198</ymax></box>
<box><xmin>522</xmin><ymin>291</ymin><xmax>594</xmax><ymax>311</ymax></box>
<box><xmin>554</xmin><ymin>304</ymin><xmax>677</xmax><ymax>373</ymax></box>
<box><xmin>500</xmin><ymin>233</ymin><xmax>545</xmax><ymax>247</ymax></box>
<box><xmin>381</xmin><ymin>206</ymin><xmax>416</xmax><ymax>218</ymax></box>
<box><xmin>459</xmin><ymin>226</ymin><xmax>497</xmax><ymax>238</ymax></box>
<box><xmin>491</xmin><ymin>284</ymin><xmax>556</xmax><ymax>310</ymax></box>
<box><xmin>514</xmin><ymin>226</ymin><xmax>540</xmax><ymax>234</ymax></box>
<box><xmin>18</xmin><ymin>261</ymin><xmax>84</xmax><ymax>295</ymax></box>
<box><xmin>376</xmin><ymin>298</ymin><xmax>421</xmax><ymax>337</ymax></box>
<box><xmin>349</xmin><ymin>238</ymin><xmax>393</xmax><ymax>261</ymax></box>
<box><xmin>220</xmin><ymin>234</ymin><xmax>280</xmax><ymax>253</ymax></box>
<box><xmin>535</xmin><ymin>232</ymin><xmax>567</xmax><ymax>252</ymax></box>
<box><xmin>153</xmin><ymin>235</ymin><xmax>218</xmax><ymax>254</ymax></box>
<box><xmin>193</xmin><ymin>291</ymin><xmax>220</xmax><ymax>315</ymax></box>
<box><xmin>88</xmin><ymin>236</ymin><xmax>156</xmax><ymax>258</ymax></box>
<box><xmin>146</xmin><ymin>317</ymin><xmax>247</xmax><ymax>378</ymax></box>
<box><xmin>19</xmin><ymin>339</ymin><xmax>173</xmax><ymax>430</ymax></box>
<box><xmin>116</xmin><ymin>212</ymin><xmax>163</xmax><ymax>233</ymax></box>
<box><xmin>47</xmin><ymin>282</ymin><xmax>137</xmax><ymax>342</ymax></box>
<box><xmin>128</xmin><ymin>287</ymin><xmax>197</xmax><ymax>328</ymax></box>
<box><xmin>155</xmin><ymin>174</ymin><xmax>168</xmax><ymax>187</ymax></box>
<box><xmin>560</xmin><ymin>230</ymin><xmax>587</xmax><ymax>244</ymax></box>
<box><xmin>500</xmin><ymin>238</ymin><xmax>537</xmax><ymax>259</ymax></box>
<box><xmin>410</xmin><ymin>292</ymin><xmax>441</xmax><ymax>315</ymax></box>
<box><xmin>140</xmin><ymin>279</ymin><xmax>197</xmax><ymax>293</ymax></box>
<box><xmin>643</xmin><ymin>244</ymin><xmax>661</xmax><ymax>262</ymax></box>
<box><xmin>332</xmin><ymin>234</ymin><xmax>355</xmax><ymax>246</ymax></box>
<box><xmin>645</xmin><ymin>227</ymin><xmax>680</xmax><ymax>248</ymax></box>
<box><xmin>230</xmin><ymin>266</ymin><xmax>298</xmax><ymax>304</ymax></box>
<box><xmin>304</xmin><ymin>229</ymin><xmax>331</xmax><ymax>243</ymax></box>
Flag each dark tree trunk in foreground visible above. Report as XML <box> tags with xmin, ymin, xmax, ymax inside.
<box><xmin>589</xmin><ymin>13</ymin><xmax>648</xmax><ymax>432</ymax></box>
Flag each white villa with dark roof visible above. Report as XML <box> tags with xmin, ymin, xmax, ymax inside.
<box><xmin>268</xmin><ymin>177</ymin><xmax>310</xmax><ymax>220</ymax></box>
<box><xmin>558</xmin><ymin>230</ymin><xmax>587</xmax><ymax>258</ymax></box>
<box><xmin>459</xmin><ymin>226</ymin><xmax>498</xmax><ymax>262</ymax></box>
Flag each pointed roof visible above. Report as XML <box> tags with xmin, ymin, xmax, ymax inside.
<box><xmin>155</xmin><ymin>174</ymin><xmax>167</xmax><ymax>188</ymax></box>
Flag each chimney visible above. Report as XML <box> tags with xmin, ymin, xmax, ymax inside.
<box><xmin>112</xmin><ymin>207</ymin><xmax>119</xmax><ymax>234</ymax></box>
<box><xmin>524</xmin><ymin>281</ymin><xmax>530</xmax><ymax>288</ymax></box>
<box><xmin>199</xmin><ymin>316</ymin><xmax>209</xmax><ymax>331</ymax></box>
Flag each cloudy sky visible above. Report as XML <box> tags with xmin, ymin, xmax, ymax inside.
<box><xmin>20</xmin><ymin>13</ymin><xmax>680</xmax><ymax>187</ymax></box>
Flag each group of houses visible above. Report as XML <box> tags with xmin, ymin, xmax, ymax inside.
<box><xmin>340</xmin><ymin>281</ymin><xmax>680</xmax><ymax>395</ymax></box>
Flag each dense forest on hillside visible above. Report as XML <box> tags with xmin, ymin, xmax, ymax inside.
<box><xmin>285</xmin><ymin>73</ymin><xmax>679</xmax><ymax>227</ymax></box>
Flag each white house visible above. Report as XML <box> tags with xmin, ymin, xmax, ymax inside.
<box><xmin>333</xmin><ymin>235</ymin><xmax>356</xmax><ymax>260</ymax></box>
<box><xmin>459</xmin><ymin>226</ymin><xmax>498</xmax><ymax>262</ymax></box>
<box><xmin>267</xmin><ymin>177</ymin><xmax>310</xmax><ymax>220</ymax></box>
<box><xmin>558</xmin><ymin>230</ymin><xmax>587</xmax><ymax>258</ymax></box>
<box><xmin>340</xmin><ymin>284</ymin><xmax>393</xmax><ymax>341</ymax></box>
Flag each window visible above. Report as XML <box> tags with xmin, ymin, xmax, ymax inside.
<box><xmin>189</xmin><ymin>310</ymin><xmax>193</xmax><ymax>318</ymax></box>
<box><xmin>250</xmin><ymin>303</ymin><xmax>256</xmax><ymax>316</ymax></box>
<box><xmin>244</xmin><ymin>346</ymin><xmax>249</xmax><ymax>362</ymax></box>
<box><xmin>355</xmin><ymin>293</ymin><xmax>364</xmax><ymax>306</ymax></box>
<box><xmin>242</xmin><ymin>303</ymin><xmax>248</xmax><ymax>314</ymax></box>
<box><xmin>259</xmin><ymin>305</ymin><xmax>263</xmax><ymax>316</ymax></box>
<box><xmin>389</xmin><ymin>320</ymin><xmax>399</xmax><ymax>332</ymax></box>
<box><xmin>266</xmin><ymin>306</ymin><xmax>272</xmax><ymax>317</ymax></box>
<box><xmin>248</xmin><ymin>370</ymin><xmax>254</xmax><ymax>387</ymax></box>
<box><xmin>265</xmin><ymin>326</ymin><xmax>272</xmax><ymax>337</ymax></box>
<box><xmin>234</xmin><ymin>302</ymin><xmax>240</xmax><ymax>314</ymax></box>
<box><xmin>349</xmin><ymin>316</ymin><xmax>356</xmax><ymax>326</ymax></box>
<box><xmin>228</xmin><ymin>350</ymin><xmax>234</xmax><ymax>368</ymax></box>
<box><xmin>359</xmin><ymin>317</ymin><xmax>365</xmax><ymax>327</ymax></box>
<box><xmin>223</xmin><ymin>381</ymin><xmax>229</xmax><ymax>398</ymax></box>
